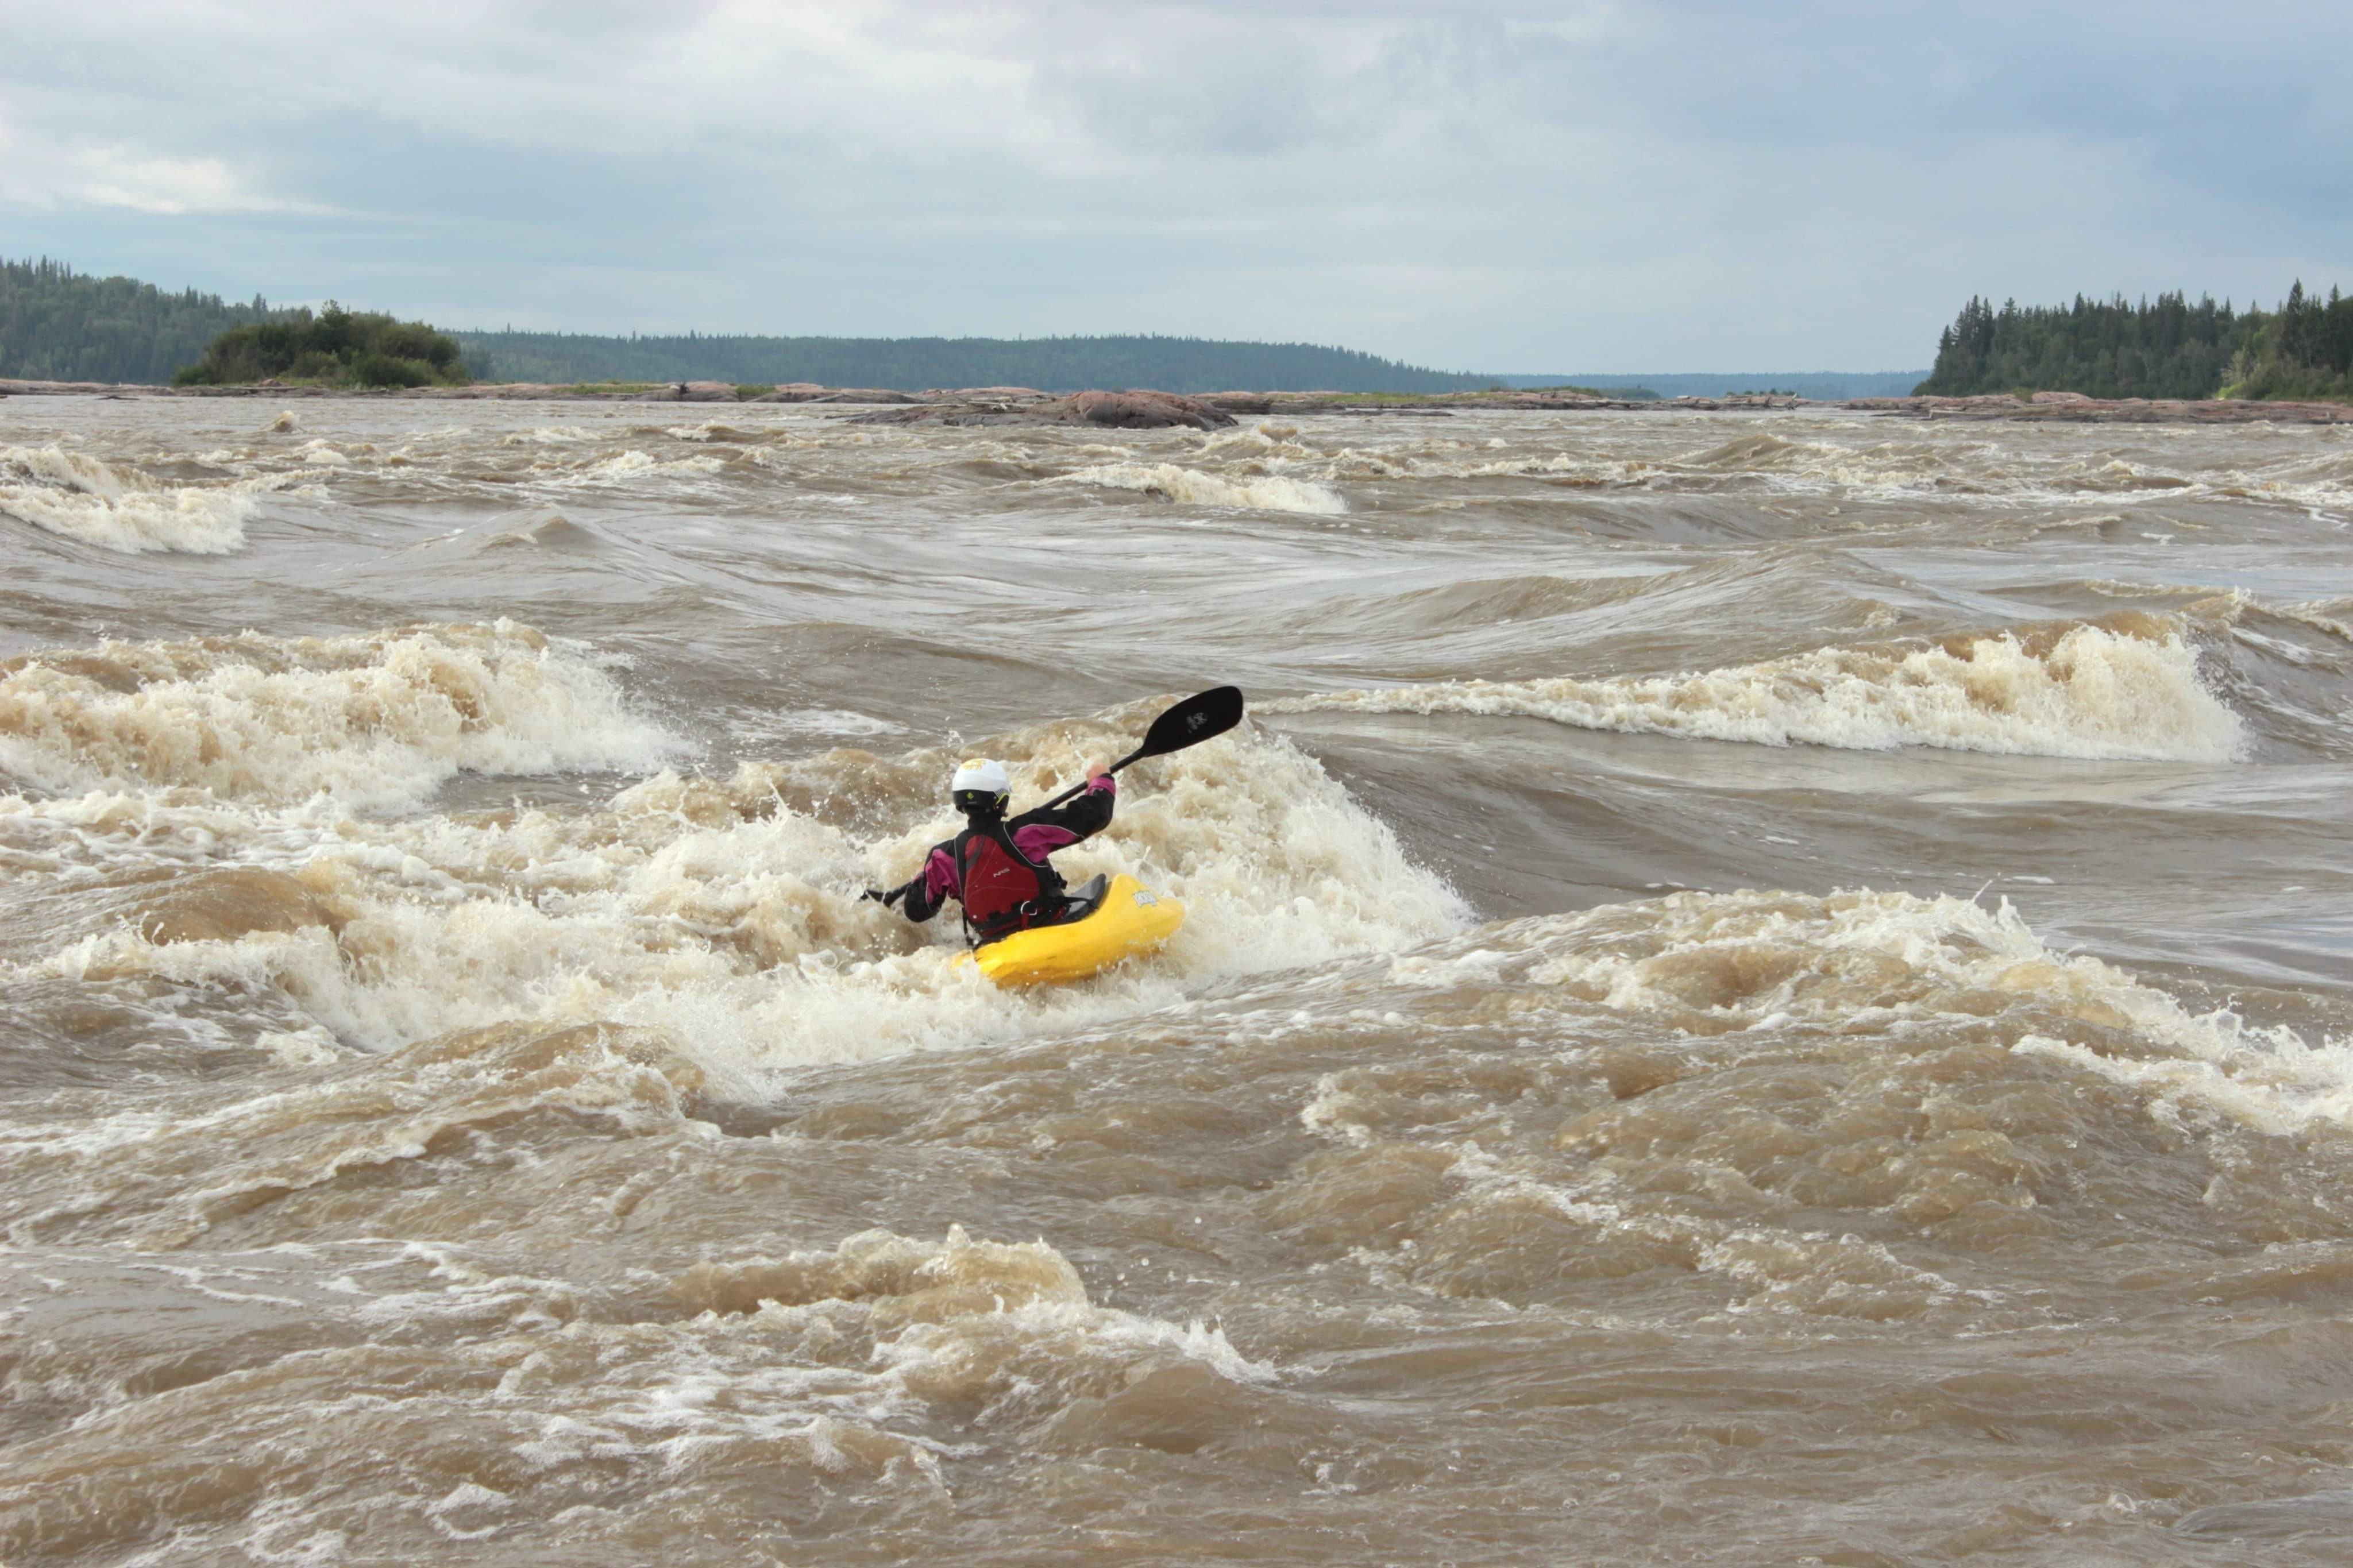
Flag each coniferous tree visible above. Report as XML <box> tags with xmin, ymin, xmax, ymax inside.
<box><xmin>0</xmin><ymin>257</ymin><xmax>290</xmax><ymax>383</ymax></box>
<box><xmin>1914</xmin><ymin>289</ymin><xmax>2285</xmax><ymax>399</ymax></box>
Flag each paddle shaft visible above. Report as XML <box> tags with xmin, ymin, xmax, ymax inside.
<box><xmin>1037</xmin><ymin>745</ymin><xmax>1147</xmax><ymax>813</ymax></box>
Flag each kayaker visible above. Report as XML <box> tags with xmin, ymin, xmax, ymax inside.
<box><xmin>871</xmin><ymin>758</ymin><xmax>1117</xmax><ymax>944</ymax></box>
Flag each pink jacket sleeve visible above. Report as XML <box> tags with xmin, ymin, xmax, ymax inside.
<box><xmin>1009</xmin><ymin>775</ymin><xmax>1114</xmax><ymax>859</ymax></box>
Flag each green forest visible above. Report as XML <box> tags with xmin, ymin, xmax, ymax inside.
<box><xmin>20</xmin><ymin>252</ymin><xmax>2350</xmax><ymax>401</ymax></box>
<box><xmin>2229</xmin><ymin>281</ymin><xmax>2353</xmax><ymax>401</ymax></box>
<box><xmin>1</xmin><ymin>257</ymin><xmax>1489</xmax><ymax>391</ymax></box>
<box><xmin>0</xmin><ymin>257</ymin><xmax>287</xmax><ymax>383</ymax></box>
<box><xmin>1916</xmin><ymin>284</ymin><xmax>2353</xmax><ymax>400</ymax></box>
<box><xmin>454</xmin><ymin>330</ymin><xmax>1491</xmax><ymax>393</ymax></box>
<box><xmin>173</xmin><ymin>304</ymin><xmax>469</xmax><ymax>388</ymax></box>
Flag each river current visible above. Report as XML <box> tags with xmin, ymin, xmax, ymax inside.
<box><xmin>3</xmin><ymin>398</ymin><xmax>2351</xmax><ymax>1563</ymax></box>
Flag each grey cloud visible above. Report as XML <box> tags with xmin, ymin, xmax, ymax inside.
<box><xmin>1</xmin><ymin>0</ymin><xmax>2346</xmax><ymax>369</ymax></box>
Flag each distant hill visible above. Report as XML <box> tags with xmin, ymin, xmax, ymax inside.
<box><xmin>454</xmin><ymin>330</ymin><xmax>1493</xmax><ymax>394</ymax></box>
<box><xmin>1494</xmin><ymin>372</ymin><xmax>1928</xmax><ymax>400</ymax></box>
<box><xmin>1</xmin><ymin>257</ymin><xmax>289</xmax><ymax>384</ymax></box>
<box><xmin>0</xmin><ymin>259</ymin><xmax>1497</xmax><ymax>391</ymax></box>
<box><xmin>13</xmin><ymin>254</ymin><xmax>1963</xmax><ymax>399</ymax></box>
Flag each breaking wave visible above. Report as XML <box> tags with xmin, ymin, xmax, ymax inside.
<box><xmin>10</xmin><ymin>713</ymin><xmax>1468</xmax><ymax>1075</ymax></box>
<box><xmin>1268</xmin><ymin>615</ymin><xmax>2245</xmax><ymax>762</ymax></box>
<box><xmin>0</xmin><ymin>620</ymin><xmax>678</xmax><ymax>809</ymax></box>
<box><xmin>576</xmin><ymin>449</ymin><xmax>728</xmax><ymax>482</ymax></box>
<box><xmin>1493</xmin><ymin>886</ymin><xmax>2349</xmax><ymax>1136</ymax></box>
<box><xmin>1058</xmin><ymin>462</ymin><xmax>1347</xmax><ymax>515</ymax></box>
<box><xmin>0</xmin><ymin>444</ymin><xmax>253</xmax><ymax>554</ymax></box>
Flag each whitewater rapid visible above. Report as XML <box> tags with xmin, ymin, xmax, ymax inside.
<box><xmin>2</xmin><ymin>396</ymin><xmax>2351</xmax><ymax>1564</ymax></box>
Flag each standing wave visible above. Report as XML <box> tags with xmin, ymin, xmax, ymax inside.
<box><xmin>10</xmin><ymin>718</ymin><xmax>1468</xmax><ymax>1075</ymax></box>
<box><xmin>1055</xmin><ymin>462</ymin><xmax>1347</xmax><ymax>515</ymax></box>
<box><xmin>1267</xmin><ymin>613</ymin><xmax>2246</xmax><ymax>762</ymax></box>
<box><xmin>1422</xmin><ymin>886</ymin><xmax>2350</xmax><ymax>1136</ymax></box>
<box><xmin>0</xmin><ymin>620</ymin><xmax>680</xmax><ymax>808</ymax></box>
<box><xmin>1</xmin><ymin>444</ymin><xmax>253</xmax><ymax>554</ymax></box>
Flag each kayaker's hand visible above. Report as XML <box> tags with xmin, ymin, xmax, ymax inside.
<box><xmin>1087</xmin><ymin>766</ymin><xmax>1117</xmax><ymax>794</ymax></box>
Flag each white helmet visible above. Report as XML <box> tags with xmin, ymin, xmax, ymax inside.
<box><xmin>951</xmin><ymin>757</ymin><xmax>1010</xmax><ymax>813</ymax></box>
<box><xmin>951</xmin><ymin>758</ymin><xmax>1009</xmax><ymax>795</ymax></box>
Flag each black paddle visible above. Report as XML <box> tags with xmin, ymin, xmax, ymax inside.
<box><xmin>1037</xmin><ymin>685</ymin><xmax>1245</xmax><ymax>810</ymax></box>
<box><xmin>863</xmin><ymin>686</ymin><xmax>1245</xmax><ymax>907</ymax></box>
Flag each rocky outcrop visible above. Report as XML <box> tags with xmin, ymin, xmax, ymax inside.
<box><xmin>752</xmin><ymin>384</ymin><xmax>921</xmax><ymax>404</ymax></box>
<box><xmin>1052</xmin><ymin>389</ymin><xmax>1237</xmax><ymax>429</ymax></box>
<box><xmin>1249</xmin><ymin>389</ymin><xmax>1650</xmax><ymax>414</ymax></box>
<box><xmin>627</xmin><ymin>381</ymin><xmax>740</xmax><ymax>402</ymax></box>
<box><xmin>849</xmin><ymin>388</ymin><xmax>1238</xmax><ymax>430</ymax></box>
<box><xmin>921</xmin><ymin>385</ymin><xmax>1051</xmax><ymax>403</ymax></box>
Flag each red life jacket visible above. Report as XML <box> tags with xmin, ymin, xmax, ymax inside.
<box><xmin>955</xmin><ymin>820</ymin><xmax>1062</xmax><ymax>942</ymax></box>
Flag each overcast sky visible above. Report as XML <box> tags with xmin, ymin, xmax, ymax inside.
<box><xmin>3</xmin><ymin>1</ymin><xmax>2346</xmax><ymax>372</ymax></box>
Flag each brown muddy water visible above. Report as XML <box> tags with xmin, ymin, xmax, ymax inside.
<box><xmin>2</xmin><ymin>399</ymin><xmax>2352</xmax><ymax>1565</ymax></box>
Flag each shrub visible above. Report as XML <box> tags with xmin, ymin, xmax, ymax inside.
<box><xmin>375</xmin><ymin>320</ymin><xmax>457</xmax><ymax>369</ymax></box>
<box><xmin>352</xmin><ymin>350</ymin><xmax>434</xmax><ymax>388</ymax></box>
<box><xmin>173</xmin><ymin>305</ymin><xmax>469</xmax><ymax>388</ymax></box>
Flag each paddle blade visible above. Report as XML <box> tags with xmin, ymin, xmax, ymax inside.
<box><xmin>1135</xmin><ymin>686</ymin><xmax>1245</xmax><ymax>761</ymax></box>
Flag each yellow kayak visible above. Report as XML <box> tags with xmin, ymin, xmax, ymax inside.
<box><xmin>966</xmin><ymin>873</ymin><xmax>1185</xmax><ymax>988</ymax></box>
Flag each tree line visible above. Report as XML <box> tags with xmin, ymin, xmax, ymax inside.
<box><xmin>2230</xmin><ymin>281</ymin><xmax>2353</xmax><ymax>401</ymax></box>
<box><xmin>453</xmin><ymin>330</ymin><xmax>1492</xmax><ymax>394</ymax></box>
<box><xmin>22</xmin><ymin>251</ymin><xmax>2346</xmax><ymax>401</ymax></box>
<box><xmin>1916</xmin><ymin>285</ymin><xmax>2352</xmax><ymax>400</ymax></box>
<box><xmin>0</xmin><ymin>255</ymin><xmax>1493</xmax><ymax>391</ymax></box>
<box><xmin>0</xmin><ymin>257</ymin><xmax>286</xmax><ymax>383</ymax></box>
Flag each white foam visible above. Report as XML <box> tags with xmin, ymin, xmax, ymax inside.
<box><xmin>663</xmin><ymin>420</ymin><xmax>757</xmax><ymax>443</ymax></box>
<box><xmin>731</xmin><ymin>708</ymin><xmax>906</xmax><ymax>742</ymax></box>
<box><xmin>1509</xmin><ymin>887</ymin><xmax>2352</xmax><ymax>1136</ymax></box>
<box><xmin>14</xmin><ymin>725</ymin><xmax>1464</xmax><ymax>1083</ymax></box>
<box><xmin>7</xmin><ymin>717</ymin><xmax>1464</xmax><ymax>1084</ymax></box>
<box><xmin>1194</xmin><ymin>426</ymin><xmax>1312</xmax><ymax>463</ymax></box>
<box><xmin>0</xmin><ymin>444</ymin><xmax>252</xmax><ymax>554</ymax></box>
<box><xmin>499</xmin><ymin>426</ymin><xmax>596</xmax><ymax>447</ymax></box>
<box><xmin>1269</xmin><ymin>620</ymin><xmax>2245</xmax><ymax>762</ymax></box>
<box><xmin>576</xmin><ymin>449</ymin><xmax>727</xmax><ymax>482</ymax></box>
<box><xmin>1058</xmin><ymin>461</ymin><xmax>1346</xmax><ymax>515</ymax></box>
<box><xmin>0</xmin><ymin>620</ymin><xmax>680</xmax><ymax>809</ymax></box>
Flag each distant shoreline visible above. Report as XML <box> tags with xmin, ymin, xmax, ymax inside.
<box><xmin>2</xmin><ymin>377</ymin><xmax>2347</xmax><ymax>425</ymax></box>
